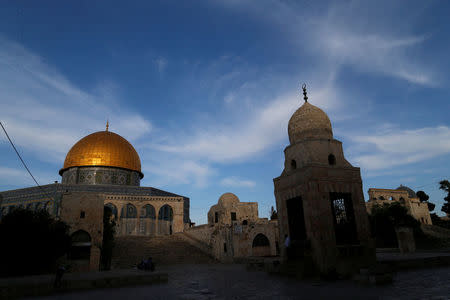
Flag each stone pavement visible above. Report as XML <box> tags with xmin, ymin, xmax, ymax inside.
<box><xmin>30</xmin><ymin>264</ymin><xmax>450</xmax><ymax>300</ymax></box>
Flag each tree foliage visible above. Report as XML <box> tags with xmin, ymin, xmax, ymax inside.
<box><xmin>369</xmin><ymin>202</ymin><xmax>421</xmax><ymax>248</ymax></box>
<box><xmin>416</xmin><ymin>190</ymin><xmax>435</xmax><ymax>212</ymax></box>
<box><xmin>101</xmin><ymin>206</ymin><xmax>116</xmax><ymax>270</ymax></box>
<box><xmin>439</xmin><ymin>180</ymin><xmax>450</xmax><ymax>215</ymax></box>
<box><xmin>416</xmin><ymin>191</ymin><xmax>429</xmax><ymax>202</ymax></box>
<box><xmin>0</xmin><ymin>208</ymin><xmax>70</xmax><ymax>277</ymax></box>
<box><xmin>270</xmin><ymin>206</ymin><xmax>278</xmax><ymax>220</ymax></box>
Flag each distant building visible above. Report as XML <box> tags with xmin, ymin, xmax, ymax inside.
<box><xmin>186</xmin><ymin>193</ymin><xmax>279</xmax><ymax>262</ymax></box>
<box><xmin>366</xmin><ymin>185</ymin><xmax>432</xmax><ymax>225</ymax></box>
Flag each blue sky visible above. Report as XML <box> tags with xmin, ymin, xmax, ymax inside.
<box><xmin>0</xmin><ymin>0</ymin><xmax>449</xmax><ymax>224</ymax></box>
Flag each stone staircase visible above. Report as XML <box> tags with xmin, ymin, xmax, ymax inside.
<box><xmin>111</xmin><ymin>233</ymin><xmax>216</xmax><ymax>269</ymax></box>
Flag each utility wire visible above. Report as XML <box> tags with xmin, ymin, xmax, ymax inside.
<box><xmin>0</xmin><ymin>121</ymin><xmax>41</xmax><ymax>188</ymax></box>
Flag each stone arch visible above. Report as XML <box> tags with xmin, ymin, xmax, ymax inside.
<box><xmin>69</xmin><ymin>230</ymin><xmax>91</xmax><ymax>261</ymax></box>
<box><xmin>121</xmin><ymin>203</ymin><xmax>137</xmax><ymax>218</ymax></box>
<box><xmin>328</xmin><ymin>154</ymin><xmax>336</xmax><ymax>165</ymax></box>
<box><xmin>121</xmin><ymin>203</ymin><xmax>137</xmax><ymax>235</ymax></box>
<box><xmin>252</xmin><ymin>233</ymin><xmax>271</xmax><ymax>257</ymax></box>
<box><xmin>158</xmin><ymin>204</ymin><xmax>174</xmax><ymax>235</ymax></box>
<box><xmin>399</xmin><ymin>197</ymin><xmax>405</xmax><ymax>203</ymax></box>
<box><xmin>105</xmin><ymin>203</ymin><xmax>118</xmax><ymax>220</ymax></box>
<box><xmin>389</xmin><ymin>196</ymin><xmax>395</xmax><ymax>201</ymax></box>
<box><xmin>379</xmin><ymin>196</ymin><xmax>385</xmax><ymax>200</ymax></box>
<box><xmin>139</xmin><ymin>204</ymin><xmax>156</xmax><ymax>235</ymax></box>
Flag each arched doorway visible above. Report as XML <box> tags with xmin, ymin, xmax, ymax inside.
<box><xmin>140</xmin><ymin>204</ymin><xmax>156</xmax><ymax>235</ymax></box>
<box><xmin>105</xmin><ymin>203</ymin><xmax>118</xmax><ymax>220</ymax></box>
<box><xmin>158</xmin><ymin>205</ymin><xmax>173</xmax><ymax>235</ymax></box>
<box><xmin>121</xmin><ymin>203</ymin><xmax>137</xmax><ymax>235</ymax></box>
<box><xmin>69</xmin><ymin>230</ymin><xmax>91</xmax><ymax>260</ymax></box>
<box><xmin>69</xmin><ymin>230</ymin><xmax>92</xmax><ymax>272</ymax></box>
<box><xmin>252</xmin><ymin>233</ymin><xmax>271</xmax><ymax>257</ymax></box>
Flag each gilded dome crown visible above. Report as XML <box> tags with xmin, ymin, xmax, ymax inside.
<box><xmin>288</xmin><ymin>101</ymin><xmax>333</xmax><ymax>144</ymax></box>
<box><xmin>59</xmin><ymin>130</ymin><xmax>143</xmax><ymax>178</ymax></box>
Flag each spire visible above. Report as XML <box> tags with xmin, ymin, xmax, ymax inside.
<box><xmin>302</xmin><ymin>83</ymin><xmax>308</xmax><ymax>103</ymax></box>
<box><xmin>106</xmin><ymin>120</ymin><xmax>109</xmax><ymax>131</ymax></box>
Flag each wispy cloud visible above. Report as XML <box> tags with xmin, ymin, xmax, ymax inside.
<box><xmin>220</xmin><ymin>176</ymin><xmax>256</xmax><ymax>188</ymax></box>
<box><xmin>350</xmin><ymin>126</ymin><xmax>450</xmax><ymax>170</ymax></box>
<box><xmin>142</xmin><ymin>158</ymin><xmax>215</xmax><ymax>188</ymax></box>
<box><xmin>0</xmin><ymin>36</ymin><xmax>152</xmax><ymax>165</ymax></box>
<box><xmin>154</xmin><ymin>57</ymin><xmax>167</xmax><ymax>74</ymax></box>
<box><xmin>149</xmin><ymin>78</ymin><xmax>341</xmax><ymax>163</ymax></box>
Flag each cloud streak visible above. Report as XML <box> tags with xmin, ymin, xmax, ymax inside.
<box><xmin>350</xmin><ymin>126</ymin><xmax>450</xmax><ymax>170</ymax></box>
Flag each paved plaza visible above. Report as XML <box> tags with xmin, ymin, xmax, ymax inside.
<box><xmin>31</xmin><ymin>264</ymin><xmax>450</xmax><ymax>300</ymax></box>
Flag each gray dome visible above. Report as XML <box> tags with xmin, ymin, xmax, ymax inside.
<box><xmin>396</xmin><ymin>185</ymin><xmax>417</xmax><ymax>198</ymax></box>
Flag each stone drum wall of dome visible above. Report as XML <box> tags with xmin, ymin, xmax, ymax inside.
<box><xmin>61</xmin><ymin>166</ymin><xmax>141</xmax><ymax>186</ymax></box>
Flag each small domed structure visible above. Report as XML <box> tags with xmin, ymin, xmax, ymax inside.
<box><xmin>218</xmin><ymin>192</ymin><xmax>240</xmax><ymax>207</ymax></box>
<box><xmin>288</xmin><ymin>102</ymin><xmax>333</xmax><ymax>144</ymax></box>
<box><xmin>396</xmin><ymin>185</ymin><xmax>417</xmax><ymax>198</ymax></box>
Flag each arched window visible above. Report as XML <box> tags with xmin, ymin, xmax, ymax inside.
<box><xmin>291</xmin><ymin>160</ymin><xmax>297</xmax><ymax>170</ymax></box>
<box><xmin>158</xmin><ymin>205</ymin><xmax>173</xmax><ymax>221</ymax></box>
<box><xmin>70</xmin><ymin>230</ymin><xmax>91</xmax><ymax>260</ymax></box>
<box><xmin>158</xmin><ymin>205</ymin><xmax>174</xmax><ymax>235</ymax></box>
<box><xmin>389</xmin><ymin>196</ymin><xmax>395</xmax><ymax>201</ymax></box>
<box><xmin>105</xmin><ymin>203</ymin><xmax>118</xmax><ymax>219</ymax></box>
<box><xmin>328</xmin><ymin>154</ymin><xmax>336</xmax><ymax>165</ymax></box>
<box><xmin>121</xmin><ymin>203</ymin><xmax>137</xmax><ymax>218</ymax></box>
<box><xmin>242</xmin><ymin>220</ymin><xmax>248</xmax><ymax>226</ymax></box>
<box><xmin>399</xmin><ymin>197</ymin><xmax>405</xmax><ymax>203</ymax></box>
<box><xmin>379</xmin><ymin>196</ymin><xmax>385</xmax><ymax>200</ymax></box>
<box><xmin>140</xmin><ymin>204</ymin><xmax>156</xmax><ymax>219</ymax></box>
<box><xmin>252</xmin><ymin>233</ymin><xmax>270</xmax><ymax>247</ymax></box>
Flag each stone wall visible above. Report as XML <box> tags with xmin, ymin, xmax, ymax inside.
<box><xmin>367</xmin><ymin>188</ymin><xmax>432</xmax><ymax>225</ymax></box>
<box><xmin>104</xmin><ymin>195</ymin><xmax>185</xmax><ymax>236</ymax></box>
<box><xmin>185</xmin><ymin>224</ymin><xmax>214</xmax><ymax>245</ymax></box>
<box><xmin>60</xmin><ymin>192</ymin><xmax>104</xmax><ymax>272</ymax></box>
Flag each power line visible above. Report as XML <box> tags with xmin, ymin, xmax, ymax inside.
<box><xmin>0</xmin><ymin>121</ymin><xmax>41</xmax><ymax>188</ymax></box>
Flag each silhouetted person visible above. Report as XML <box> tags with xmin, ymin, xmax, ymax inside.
<box><xmin>54</xmin><ymin>265</ymin><xmax>65</xmax><ymax>288</ymax></box>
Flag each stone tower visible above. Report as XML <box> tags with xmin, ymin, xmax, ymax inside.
<box><xmin>273</xmin><ymin>86</ymin><xmax>374</xmax><ymax>274</ymax></box>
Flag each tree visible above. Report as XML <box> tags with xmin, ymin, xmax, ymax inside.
<box><xmin>439</xmin><ymin>180</ymin><xmax>450</xmax><ymax>215</ymax></box>
<box><xmin>369</xmin><ymin>202</ymin><xmax>421</xmax><ymax>248</ymax></box>
<box><xmin>270</xmin><ymin>206</ymin><xmax>278</xmax><ymax>220</ymax></box>
<box><xmin>416</xmin><ymin>191</ymin><xmax>429</xmax><ymax>202</ymax></box>
<box><xmin>101</xmin><ymin>206</ymin><xmax>116</xmax><ymax>270</ymax></box>
<box><xmin>416</xmin><ymin>190</ymin><xmax>435</xmax><ymax>212</ymax></box>
<box><xmin>0</xmin><ymin>208</ymin><xmax>70</xmax><ymax>277</ymax></box>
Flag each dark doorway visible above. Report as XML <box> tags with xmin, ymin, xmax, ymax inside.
<box><xmin>330</xmin><ymin>193</ymin><xmax>358</xmax><ymax>245</ymax></box>
<box><xmin>286</xmin><ymin>197</ymin><xmax>307</xmax><ymax>241</ymax></box>
<box><xmin>286</xmin><ymin>197</ymin><xmax>307</xmax><ymax>258</ymax></box>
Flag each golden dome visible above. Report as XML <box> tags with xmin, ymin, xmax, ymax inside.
<box><xmin>60</xmin><ymin>130</ymin><xmax>143</xmax><ymax>178</ymax></box>
<box><xmin>288</xmin><ymin>102</ymin><xmax>333</xmax><ymax>144</ymax></box>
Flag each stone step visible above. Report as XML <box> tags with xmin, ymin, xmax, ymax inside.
<box><xmin>111</xmin><ymin>233</ymin><xmax>216</xmax><ymax>269</ymax></box>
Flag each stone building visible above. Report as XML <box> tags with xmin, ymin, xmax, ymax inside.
<box><xmin>366</xmin><ymin>185</ymin><xmax>432</xmax><ymax>225</ymax></box>
<box><xmin>186</xmin><ymin>193</ymin><xmax>279</xmax><ymax>262</ymax></box>
<box><xmin>0</xmin><ymin>126</ymin><xmax>190</xmax><ymax>271</ymax></box>
<box><xmin>273</xmin><ymin>86</ymin><xmax>375</xmax><ymax>275</ymax></box>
